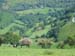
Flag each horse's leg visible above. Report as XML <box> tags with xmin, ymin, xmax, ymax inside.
<box><xmin>0</xmin><ymin>43</ymin><xmax>2</xmax><ymax>46</ymax></box>
<box><xmin>20</xmin><ymin>44</ymin><xmax>23</xmax><ymax>48</ymax></box>
<box><xmin>26</xmin><ymin>44</ymin><xmax>30</xmax><ymax>47</ymax></box>
<box><xmin>41</xmin><ymin>44</ymin><xmax>45</xmax><ymax>48</ymax></box>
<box><xmin>57</xmin><ymin>43</ymin><xmax>64</xmax><ymax>49</ymax></box>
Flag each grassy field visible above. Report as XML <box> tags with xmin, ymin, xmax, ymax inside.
<box><xmin>0</xmin><ymin>44</ymin><xmax>75</xmax><ymax>56</ymax></box>
<box><xmin>0</xmin><ymin>46</ymin><xmax>75</xmax><ymax>56</ymax></box>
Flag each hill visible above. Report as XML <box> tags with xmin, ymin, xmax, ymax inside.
<box><xmin>0</xmin><ymin>0</ymin><xmax>75</xmax><ymax>40</ymax></box>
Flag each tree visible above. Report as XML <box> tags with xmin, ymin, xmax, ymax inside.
<box><xmin>0</xmin><ymin>0</ymin><xmax>5</xmax><ymax>8</ymax></box>
<box><xmin>0</xmin><ymin>35</ymin><xmax>5</xmax><ymax>46</ymax></box>
<box><xmin>4</xmin><ymin>32</ymin><xmax>21</xmax><ymax>44</ymax></box>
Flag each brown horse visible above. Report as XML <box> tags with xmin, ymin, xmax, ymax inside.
<box><xmin>35</xmin><ymin>38</ymin><xmax>53</xmax><ymax>48</ymax></box>
<box><xmin>10</xmin><ymin>38</ymin><xmax>32</xmax><ymax>48</ymax></box>
<box><xmin>18</xmin><ymin>38</ymin><xmax>32</xmax><ymax>48</ymax></box>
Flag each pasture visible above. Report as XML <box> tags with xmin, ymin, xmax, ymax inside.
<box><xmin>0</xmin><ymin>45</ymin><xmax>75</xmax><ymax>56</ymax></box>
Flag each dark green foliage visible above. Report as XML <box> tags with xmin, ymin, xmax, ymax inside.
<box><xmin>0</xmin><ymin>35</ymin><xmax>4</xmax><ymax>46</ymax></box>
<box><xmin>0</xmin><ymin>11</ymin><xmax>16</xmax><ymax>29</ymax></box>
<box><xmin>0</xmin><ymin>0</ymin><xmax>5</xmax><ymax>7</ymax></box>
<box><xmin>4</xmin><ymin>32</ymin><xmax>20</xmax><ymax>44</ymax></box>
<box><xmin>57</xmin><ymin>36</ymin><xmax>75</xmax><ymax>48</ymax></box>
<box><xmin>9</xmin><ymin>0</ymin><xmax>75</xmax><ymax>11</ymax></box>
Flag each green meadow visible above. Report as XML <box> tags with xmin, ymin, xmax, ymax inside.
<box><xmin>0</xmin><ymin>46</ymin><xmax>75</xmax><ymax>56</ymax></box>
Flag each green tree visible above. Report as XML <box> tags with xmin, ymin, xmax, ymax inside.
<box><xmin>4</xmin><ymin>32</ymin><xmax>21</xmax><ymax>44</ymax></box>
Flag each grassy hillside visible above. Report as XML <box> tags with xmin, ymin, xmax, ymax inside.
<box><xmin>16</xmin><ymin>8</ymin><xmax>63</xmax><ymax>16</ymax></box>
<box><xmin>16</xmin><ymin>8</ymin><xmax>50</xmax><ymax>15</ymax></box>
<box><xmin>58</xmin><ymin>21</ymin><xmax>75</xmax><ymax>40</ymax></box>
<box><xmin>30</xmin><ymin>25</ymin><xmax>51</xmax><ymax>38</ymax></box>
<box><xmin>0</xmin><ymin>11</ymin><xmax>15</xmax><ymax>29</ymax></box>
<box><xmin>0</xmin><ymin>0</ymin><xmax>75</xmax><ymax>40</ymax></box>
<box><xmin>0</xmin><ymin>23</ymin><xmax>24</xmax><ymax>34</ymax></box>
